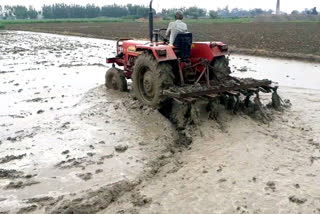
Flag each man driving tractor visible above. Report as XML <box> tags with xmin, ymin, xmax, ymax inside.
<box><xmin>166</xmin><ymin>11</ymin><xmax>188</xmax><ymax>45</ymax></box>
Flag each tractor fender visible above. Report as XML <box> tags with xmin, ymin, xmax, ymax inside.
<box><xmin>136</xmin><ymin>45</ymin><xmax>177</xmax><ymax>62</ymax></box>
<box><xmin>190</xmin><ymin>42</ymin><xmax>228</xmax><ymax>62</ymax></box>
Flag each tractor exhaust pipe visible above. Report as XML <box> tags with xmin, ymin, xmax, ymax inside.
<box><xmin>149</xmin><ymin>0</ymin><xmax>154</xmax><ymax>42</ymax></box>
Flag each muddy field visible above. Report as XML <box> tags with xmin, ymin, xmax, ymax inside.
<box><xmin>0</xmin><ymin>31</ymin><xmax>320</xmax><ymax>214</ymax></box>
<box><xmin>6</xmin><ymin>22</ymin><xmax>320</xmax><ymax>62</ymax></box>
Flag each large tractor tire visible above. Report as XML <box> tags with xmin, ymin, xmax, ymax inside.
<box><xmin>210</xmin><ymin>56</ymin><xmax>231</xmax><ymax>80</ymax></box>
<box><xmin>132</xmin><ymin>54</ymin><xmax>174</xmax><ymax>108</ymax></box>
<box><xmin>105</xmin><ymin>67</ymin><xmax>128</xmax><ymax>92</ymax></box>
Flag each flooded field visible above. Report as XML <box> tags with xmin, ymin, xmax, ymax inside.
<box><xmin>6</xmin><ymin>21</ymin><xmax>320</xmax><ymax>61</ymax></box>
<box><xmin>0</xmin><ymin>31</ymin><xmax>320</xmax><ymax>214</ymax></box>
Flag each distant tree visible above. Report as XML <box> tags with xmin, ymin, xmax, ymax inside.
<box><xmin>291</xmin><ymin>10</ymin><xmax>299</xmax><ymax>15</ymax></box>
<box><xmin>216</xmin><ymin>6</ymin><xmax>230</xmax><ymax>17</ymax></box>
<box><xmin>266</xmin><ymin>9</ymin><xmax>274</xmax><ymax>14</ymax></box>
<box><xmin>209</xmin><ymin>10</ymin><xmax>218</xmax><ymax>19</ymax></box>
<box><xmin>85</xmin><ymin>4</ymin><xmax>100</xmax><ymax>18</ymax></box>
<box><xmin>250</xmin><ymin>8</ymin><xmax>264</xmax><ymax>16</ymax></box>
<box><xmin>42</xmin><ymin>5</ymin><xmax>53</xmax><ymax>19</ymax></box>
<box><xmin>100</xmin><ymin>4</ymin><xmax>128</xmax><ymax>17</ymax></box>
<box><xmin>311</xmin><ymin>7</ymin><xmax>318</xmax><ymax>15</ymax></box>
<box><xmin>136</xmin><ymin>6</ymin><xmax>149</xmax><ymax>18</ymax></box>
<box><xmin>28</xmin><ymin>6</ymin><xmax>38</xmax><ymax>19</ymax></box>
<box><xmin>3</xmin><ymin>6</ymin><xmax>12</xmax><ymax>19</ymax></box>
<box><xmin>0</xmin><ymin>6</ymin><xmax>3</xmax><ymax>19</ymax></box>
<box><xmin>302</xmin><ymin>7</ymin><xmax>318</xmax><ymax>15</ymax></box>
<box><xmin>184</xmin><ymin>7</ymin><xmax>206</xmax><ymax>19</ymax></box>
<box><xmin>127</xmin><ymin>4</ymin><xmax>138</xmax><ymax>16</ymax></box>
<box><xmin>161</xmin><ymin>8</ymin><xmax>183</xmax><ymax>18</ymax></box>
<box><xmin>12</xmin><ymin>5</ymin><xmax>29</xmax><ymax>19</ymax></box>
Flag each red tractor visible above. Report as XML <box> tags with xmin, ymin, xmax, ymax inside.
<box><xmin>106</xmin><ymin>1</ymin><xmax>277</xmax><ymax>109</ymax></box>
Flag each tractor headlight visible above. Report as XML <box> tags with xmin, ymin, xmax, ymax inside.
<box><xmin>156</xmin><ymin>49</ymin><xmax>167</xmax><ymax>56</ymax></box>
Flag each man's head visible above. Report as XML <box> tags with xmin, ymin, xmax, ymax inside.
<box><xmin>175</xmin><ymin>11</ymin><xmax>183</xmax><ymax>20</ymax></box>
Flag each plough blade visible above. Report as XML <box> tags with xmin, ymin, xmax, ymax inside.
<box><xmin>163</xmin><ymin>78</ymin><xmax>275</xmax><ymax>100</ymax></box>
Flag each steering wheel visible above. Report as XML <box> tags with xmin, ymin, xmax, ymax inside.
<box><xmin>157</xmin><ymin>29</ymin><xmax>168</xmax><ymax>43</ymax></box>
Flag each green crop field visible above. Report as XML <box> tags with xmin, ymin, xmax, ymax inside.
<box><xmin>1</xmin><ymin>16</ymin><xmax>319</xmax><ymax>30</ymax></box>
<box><xmin>0</xmin><ymin>17</ymin><xmax>131</xmax><ymax>28</ymax></box>
<box><xmin>0</xmin><ymin>17</ymin><xmax>254</xmax><ymax>30</ymax></box>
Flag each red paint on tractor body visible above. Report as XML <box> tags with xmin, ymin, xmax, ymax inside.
<box><xmin>107</xmin><ymin>39</ymin><xmax>228</xmax><ymax>80</ymax></box>
<box><xmin>190</xmin><ymin>42</ymin><xmax>227</xmax><ymax>61</ymax></box>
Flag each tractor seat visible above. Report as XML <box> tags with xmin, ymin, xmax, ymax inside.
<box><xmin>173</xmin><ymin>32</ymin><xmax>193</xmax><ymax>62</ymax></box>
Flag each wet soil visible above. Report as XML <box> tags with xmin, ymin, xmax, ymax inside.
<box><xmin>0</xmin><ymin>31</ymin><xmax>175</xmax><ymax>213</ymax></box>
<box><xmin>102</xmin><ymin>87</ymin><xmax>320</xmax><ymax>214</ymax></box>
<box><xmin>1</xmin><ymin>31</ymin><xmax>320</xmax><ymax>214</ymax></box>
<box><xmin>6</xmin><ymin>22</ymin><xmax>320</xmax><ymax>62</ymax></box>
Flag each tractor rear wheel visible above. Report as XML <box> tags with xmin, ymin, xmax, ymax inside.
<box><xmin>105</xmin><ymin>67</ymin><xmax>128</xmax><ymax>92</ymax></box>
<box><xmin>132</xmin><ymin>54</ymin><xmax>174</xmax><ymax>108</ymax></box>
<box><xmin>210</xmin><ymin>56</ymin><xmax>231</xmax><ymax>80</ymax></box>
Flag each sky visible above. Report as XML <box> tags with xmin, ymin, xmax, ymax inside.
<box><xmin>0</xmin><ymin>0</ymin><xmax>319</xmax><ymax>13</ymax></box>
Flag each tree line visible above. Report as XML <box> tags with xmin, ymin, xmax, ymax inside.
<box><xmin>0</xmin><ymin>4</ymin><xmax>152</xmax><ymax>20</ymax></box>
<box><xmin>291</xmin><ymin>7</ymin><xmax>318</xmax><ymax>15</ymax></box>
<box><xmin>0</xmin><ymin>5</ymin><xmax>38</xmax><ymax>19</ymax></box>
<box><xmin>0</xmin><ymin>4</ymin><xmax>318</xmax><ymax>20</ymax></box>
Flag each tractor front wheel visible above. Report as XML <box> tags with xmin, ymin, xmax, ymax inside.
<box><xmin>132</xmin><ymin>54</ymin><xmax>174</xmax><ymax>108</ymax></box>
<box><xmin>105</xmin><ymin>67</ymin><xmax>128</xmax><ymax>92</ymax></box>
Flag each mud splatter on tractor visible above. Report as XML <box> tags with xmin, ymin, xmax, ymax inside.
<box><xmin>105</xmin><ymin>0</ymin><xmax>281</xmax><ymax>112</ymax></box>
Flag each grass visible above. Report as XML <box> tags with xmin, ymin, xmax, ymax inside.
<box><xmin>0</xmin><ymin>17</ymin><xmax>254</xmax><ymax>29</ymax></box>
<box><xmin>184</xmin><ymin>17</ymin><xmax>254</xmax><ymax>23</ymax></box>
<box><xmin>0</xmin><ymin>17</ymin><xmax>132</xmax><ymax>27</ymax></box>
<box><xmin>0</xmin><ymin>16</ymin><xmax>318</xmax><ymax>29</ymax></box>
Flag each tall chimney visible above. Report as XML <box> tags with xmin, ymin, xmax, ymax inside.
<box><xmin>276</xmin><ymin>0</ymin><xmax>280</xmax><ymax>15</ymax></box>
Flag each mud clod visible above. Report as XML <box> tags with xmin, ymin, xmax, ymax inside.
<box><xmin>115</xmin><ymin>145</ymin><xmax>128</xmax><ymax>153</ymax></box>
<box><xmin>76</xmin><ymin>173</ymin><xmax>92</xmax><ymax>181</ymax></box>
<box><xmin>25</xmin><ymin>196</ymin><xmax>55</xmax><ymax>204</ymax></box>
<box><xmin>37</xmin><ymin>110</ymin><xmax>45</xmax><ymax>114</ymax></box>
<box><xmin>131</xmin><ymin>192</ymin><xmax>152</xmax><ymax>207</ymax></box>
<box><xmin>0</xmin><ymin>169</ymin><xmax>24</xmax><ymax>179</ymax></box>
<box><xmin>289</xmin><ymin>196</ymin><xmax>307</xmax><ymax>204</ymax></box>
<box><xmin>61</xmin><ymin>150</ymin><xmax>69</xmax><ymax>155</ymax></box>
<box><xmin>95</xmin><ymin>169</ymin><xmax>103</xmax><ymax>174</ymax></box>
<box><xmin>0</xmin><ymin>154</ymin><xmax>26</xmax><ymax>164</ymax></box>
<box><xmin>55</xmin><ymin>157</ymin><xmax>95</xmax><ymax>169</ymax></box>
<box><xmin>5</xmin><ymin>180</ymin><xmax>40</xmax><ymax>189</ymax></box>
<box><xmin>49</xmin><ymin>180</ymin><xmax>135</xmax><ymax>214</ymax></box>
<box><xmin>218</xmin><ymin>178</ymin><xmax>227</xmax><ymax>183</ymax></box>
<box><xmin>17</xmin><ymin>205</ymin><xmax>38</xmax><ymax>214</ymax></box>
<box><xmin>159</xmin><ymin>101</ymin><xmax>198</xmax><ymax>147</ymax></box>
<box><xmin>265</xmin><ymin>181</ymin><xmax>276</xmax><ymax>192</ymax></box>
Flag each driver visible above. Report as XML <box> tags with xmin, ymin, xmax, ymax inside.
<box><xmin>165</xmin><ymin>11</ymin><xmax>188</xmax><ymax>46</ymax></box>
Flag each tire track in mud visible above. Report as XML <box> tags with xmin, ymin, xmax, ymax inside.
<box><xmin>46</xmin><ymin>89</ymin><xmax>283</xmax><ymax>214</ymax></box>
<box><xmin>44</xmin><ymin>91</ymin><xmax>188</xmax><ymax>214</ymax></box>
<box><xmin>37</xmin><ymin>90</ymin><xmax>192</xmax><ymax>213</ymax></box>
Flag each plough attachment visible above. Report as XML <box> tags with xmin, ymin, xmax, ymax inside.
<box><xmin>163</xmin><ymin>77</ymin><xmax>281</xmax><ymax>113</ymax></box>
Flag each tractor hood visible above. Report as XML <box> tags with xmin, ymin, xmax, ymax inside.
<box><xmin>122</xmin><ymin>40</ymin><xmax>177</xmax><ymax>62</ymax></box>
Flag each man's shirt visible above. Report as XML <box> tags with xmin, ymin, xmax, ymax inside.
<box><xmin>166</xmin><ymin>20</ymin><xmax>188</xmax><ymax>45</ymax></box>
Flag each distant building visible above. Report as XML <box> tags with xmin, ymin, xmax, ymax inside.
<box><xmin>276</xmin><ymin>0</ymin><xmax>280</xmax><ymax>15</ymax></box>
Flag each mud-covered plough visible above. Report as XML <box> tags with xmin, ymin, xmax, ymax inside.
<box><xmin>163</xmin><ymin>76</ymin><xmax>278</xmax><ymax>103</ymax></box>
